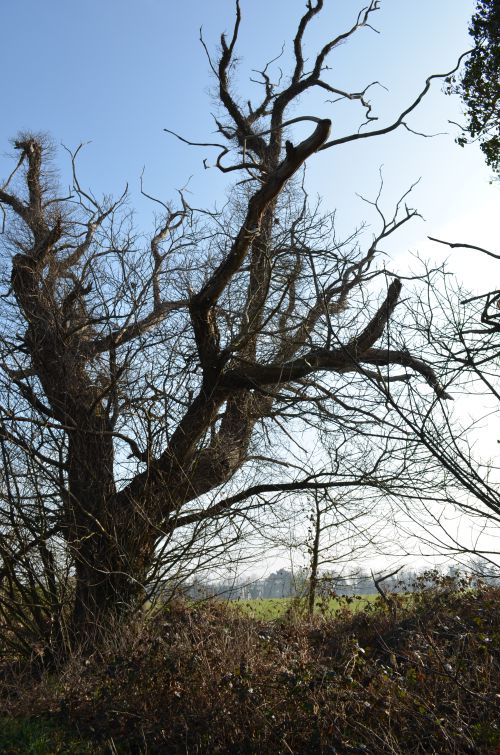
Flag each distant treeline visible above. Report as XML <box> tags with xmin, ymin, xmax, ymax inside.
<box><xmin>174</xmin><ymin>561</ymin><xmax>500</xmax><ymax>601</ymax></box>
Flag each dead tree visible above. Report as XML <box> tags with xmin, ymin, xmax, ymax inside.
<box><xmin>0</xmin><ymin>1</ymin><xmax>455</xmax><ymax>652</ymax></box>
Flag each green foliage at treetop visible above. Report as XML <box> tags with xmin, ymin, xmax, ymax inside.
<box><xmin>452</xmin><ymin>0</ymin><xmax>500</xmax><ymax>175</ymax></box>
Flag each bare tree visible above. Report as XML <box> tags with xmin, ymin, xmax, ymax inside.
<box><xmin>305</xmin><ymin>488</ymin><xmax>373</xmax><ymax>617</ymax></box>
<box><xmin>0</xmin><ymin>1</ymin><xmax>455</xmax><ymax>653</ymax></box>
<box><xmin>370</xmin><ymin>237</ymin><xmax>500</xmax><ymax>568</ymax></box>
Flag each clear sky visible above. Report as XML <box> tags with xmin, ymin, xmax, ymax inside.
<box><xmin>0</xmin><ymin>0</ymin><xmax>496</xmax><ymax>272</ymax></box>
<box><xmin>1</xmin><ymin>1</ymin><xmax>498</xmax><ymax>571</ymax></box>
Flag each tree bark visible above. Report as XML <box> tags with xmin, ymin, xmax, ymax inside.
<box><xmin>308</xmin><ymin>498</ymin><xmax>321</xmax><ymax>618</ymax></box>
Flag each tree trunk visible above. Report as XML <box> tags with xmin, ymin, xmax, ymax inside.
<box><xmin>308</xmin><ymin>500</ymin><xmax>321</xmax><ymax>618</ymax></box>
<box><xmin>65</xmin><ymin>420</ymin><xmax>150</xmax><ymax>649</ymax></box>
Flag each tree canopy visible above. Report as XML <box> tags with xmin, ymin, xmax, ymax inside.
<box><xmin>454</xmin><ymin>0</ymin><xmax>500</xmax><ymax>175</ymax></box>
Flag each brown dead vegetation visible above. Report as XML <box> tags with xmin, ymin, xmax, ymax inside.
<box><xmin>0</xmin><ymin>574</ymin><xmax>498</xmax><ymax>753</ymax></box>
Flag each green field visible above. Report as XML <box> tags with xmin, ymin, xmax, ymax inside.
<box><xmin>233</xmin><ymin>594</ymin><xmax>378</xmax><ymax>620</ymax></box>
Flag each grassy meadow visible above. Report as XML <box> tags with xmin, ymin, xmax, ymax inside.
<box><xmin>233</xmin><ymin>593</ymin><xmax>378</xmax><ymax>620</ymax></box>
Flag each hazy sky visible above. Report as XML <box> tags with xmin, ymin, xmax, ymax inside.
<box><xmin>1</xmin><ymin>0</ymin><xmax>496</xmax><ymax>284</ymax></box>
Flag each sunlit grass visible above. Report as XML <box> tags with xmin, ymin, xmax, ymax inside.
<box><xmin>233</xmin><ymin>594</ymin><xmax>378</xmax><ymax>620</ymax></box>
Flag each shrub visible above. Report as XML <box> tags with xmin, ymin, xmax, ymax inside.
<box><xmin>0</xmin><ymin>579</ymin><xmax>498</xmax><ymax>753</ymax></box>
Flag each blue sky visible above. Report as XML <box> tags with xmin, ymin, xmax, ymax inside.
<box><xmin>1</xmin><ymin>0</ymin><xmax>495</xmax><ymax>269</ymax></box>
<box><xmin>1</xmin><ymin>0</ymin><xmax>497</xmax><ymax>570</ymax></box>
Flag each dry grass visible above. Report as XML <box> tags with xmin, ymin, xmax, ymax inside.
<box><xmin>0</xmin><ymin>574</ymin><xmax>498</xmax><ymax>754</ymax></box>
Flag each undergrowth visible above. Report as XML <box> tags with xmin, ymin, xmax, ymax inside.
<box><xmin>0</xmin><ymin>574</ymin><xmax>498</xmax><ymax>754</ymax></box>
